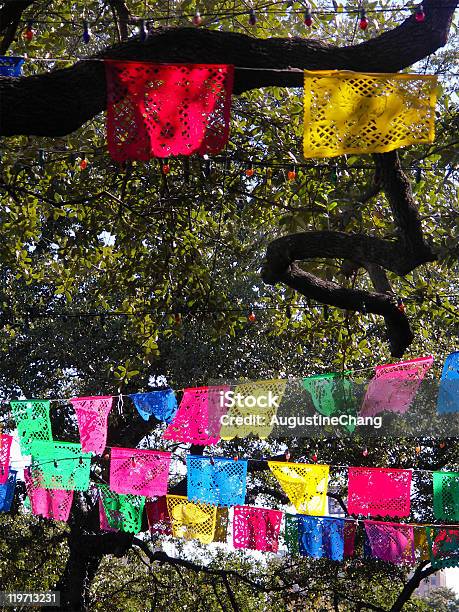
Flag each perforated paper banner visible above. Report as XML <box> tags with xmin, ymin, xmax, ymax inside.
<box><xmin>24</xmin><ymin>468</ymin><xmax>73</xmax><ymax>521</ymax></box>
<box><xmin>364</xmin><ymin>520</ymin><xmax>415</xmax><ymax>565</ymax></box>
<box><xmin>166</xmin><ymin>495</ymin><xmax>217</xmax><ymax>544</ymax></box>
<box><xmin>302</xmin><ymin>372</ymin><xmax>357</xmax><ymax>432</ymax></box>
<box><xmin>98</xmin><ymin>484</ymin><xmax>145</xmax><ymax>533</ymax></box>
<box><xmin>99</xmin><ymin>498</ymin><xmax>118</xmax><ymax>532</ymax></box>
<box><xmin>214</xmin><ymin>507</ymin><xmax>229</xmax><ymax>543</ymax></box>
<box><xmin>414</xmin><ymin>527</ymin><xmax>430</xmax><ymax>561</ymax></box>
<box><xmin>146</xmin><ymin>497</ymin><xmax>172</xmax><ymax>535</ymax></box>
<box><xmin>187</xmin><ymin>455</ymin><xmax>247</xmax><ymax>507</ymax></box>
<box><xmin>220</xmin><ymin>379</ymin><xmax>287</xmax><ymax>440</ymax></box>
<box><xmin>285</xmin><ymin>514</ymin><xmax>300</xmax><ymax>555</ymax></box>
<box><xmin>303</xmin><ymin>70</ymin><xmax>437</xmax><ymax>158</ymax></box>
<box><xmin>70</xmin><ymin>395</ymin><xmax>113</xmax><ymax>455</ymax></box>
<box><xmin>233</xmin><ymin>505</ymin><xmax>283</xmax><ymax>552</ymax></box>
<box><xmin>433</xmin><ymin>472</ymin><xmax>459</xmax><ymax>522</ymax></box>
<box><xmin>10</xmin><ymin>399</ymin><xmax>52</xmax><ymax>454</ymax></box>
<box><xmin>0</xmin><ymin>469</ymin><xmax>17</xmax><ymax>512</ymax></box>
<box><xmin>298</xmin><ymin>516</ymin><xmax>346</xmax><ymax>561</ymax></box>
<box><xmin>437</xmin><ymin>351</ymin><xmax>459</xmax><ymax>414</ymax></box>
<box><xmin>344</xmin><ymin>521</ymin><xmax>357</xmax><ymax>558</ymax></box>
<box><xmin>347</xmin><ymin>466</ymin><xmax>412</xmax><ymax>518</ymax></box>
<box><xmin>129</xmin><ymin>389</ymin><xmax>178</xmax><ymax>423</ymax></box>
<box><xmin>268</xmin><ymin>462</ymin><xmax>329</xmax><ymax>515</ymax></box>
<box><xmin>109</xmin><ymin>447</ymin><xmax>171</xmax><ymax>497</ymax></box>
<box><xmin>105</xmin><ymin>61</ymin><xmax>234</xmax><ymax>161</ymax></box>
<box><xmin>163</xmin><ymin>386</ymin><xmax>229</xmax><ymax>445</ymax></box>
<box><xmin>360</xmin><ymin>356</ymin><xmax>434</xmax><ymax>418</ymax></box>
<box><xmin>30</xmin><ymin>441</ymin><xmax>92</xmax><ymax>491</ymax></box>
<box><xmin>0</xmin><ymin>56</ymin><xmax>24</xmax><ymax>77</ymax></box>
<box><xmin>0</xmin><ymin>434</ymin><xmax>13</xmax><ymax>484</ymax></box>
<box><xmin>426</xmin><ymin>526</ymin><xmax>459</xmax><ymax>569</ymax></box>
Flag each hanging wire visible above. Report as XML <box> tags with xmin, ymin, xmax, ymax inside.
<box><xmin>12</xmin><ymin>3</ymin><xmax>459</xmax><ymax>28</ymax></box>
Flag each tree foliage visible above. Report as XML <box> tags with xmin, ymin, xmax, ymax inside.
<box><xmin>0</xmin><ymin>0</ymin><xmax>458</xmax><ymax>610</ymax></box>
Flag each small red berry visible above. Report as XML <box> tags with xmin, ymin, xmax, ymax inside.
<box><xmin>162</xmin><ymin>163</ymin><xmax>170</xmax><ymax>175</ymax></box>
<box><xmin>79</xmin><ymin>158</ymin><xmax>88</xmax><ymax>170</ymax></box>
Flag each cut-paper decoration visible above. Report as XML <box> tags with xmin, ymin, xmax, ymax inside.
<box><xmin>364</xmin><ymin>520</ymin><xmax>415</xmax><ymax>565</ymax></box>
<box><xmin>0</xmin><ymin>56</ymin><xmax>24</xmax><ymax>77</ymax></box>
<box><xmin>347</xmin><ymin>466</ymin><xmax>412</xmax><ymax>517</ymax></box>
<box><xmin>98</xmin><ymin>484</ymin><xmax>145</xmax><ymax>533</ymax></box>
<box><xmin>233</xmin><ymin>505</ymin><xmax>283</xmax><ymax>553</ymax></box>
<box><xmin>129</xmin><ymin>389</ymin><xmax>178</xmax><ymax>423</ymax></box>
<box><xmin>0</xmin><ymin>434</ymin><xmax>13</xmax><ymax>484</ymax></box>
<box><xmin>433</xmin><ymin>472</ymin><xmax>459</xmax><ymax>522</ymax></box>
<box><xmin>268</xmin><ymin>462</ymin><xmax>329</xmax><ymax>515</ymax></box>
<box><xmin>303</xmin><ymin>70</ymin><xmax>437</xmax><ymax>158</ymax></box>
<box><xmin>109</xmin><ymin>447</ymin><xmax>171</xmax><ymax>497</ymax></box>
<box><xmin>30</xmin><ymin>440</ymin><xmax>92</xmax><ymax>491</ymax></box>
<box><xmin>437</xmin><ymin>351</ymin><xmax>459</xmax><ymax>414</ymax></box>
<box><xmin>10</xmin><ymin>399</ymin><xmax>52</xmax><ymax>454</ymax></box>
<box><xmin>24</xmin><ymin>468</ymin><xmax>73</xmax><ymax>521</ymax></box>
<box><xmin>187</xmin><ymin>455</ymin><xmax>247</xmax><ymax>507</ymax></box>
<box><xmin>303</xmin><ymin>371</ymin><xmax>357</xmax><ymax>433</ymax></box>
<box><xmin>166</xmin><ymin>495</ymin><xmax>217</xmax><ymax>544</ymax></box>
<box><xmin>146</xmin><ymin>497</ymin><xmax>171</xmax><ymax>535</ymax></box>
<box><xmin>214</xmin><ymin>507</ymin><xmax>229</xmax><ymax>543</ymax></box>
<box><xmin>105</xmin><ymin>61</ymin><xmax>234</xmax><ymax>161</ymax></box>
<box><xmin>0</xmin><ymin>469</ymin><xmax>17</xmax><ymax>512</ymax></box>
<box><xmin>99</xmin><ymin>498</ymin><xmax>118</xmax><ymax>532</ymax></box>
<box><xmin>220</xmin><ymin>379</ymin><xmax>287</xmax><ymax>440</ymax></box>
<box><xmin>344</xmin><ymin>521</ymin><xmax>357</xmax><ymax>558</ymax></box>
<box><xmin>285</xmin><ymin>514</ymin><xmax>300</xmax><ymax>555</ymax></box>
<box><xmin>163</xmin><ymin>386</ymin><xmax>230</xmax><ymax>445</ymax></box>
<box><xmin>360</xmin><ymin>356</ymin><xmax>433</xmax><ymax>417</ymax></box>
<box><xmin>70</xmin><ymin>395</ymin><xmax>113</xmax><ymax>455</ymax></box>
<box><xmin>298</xmin><ymin>516</ymin><xmax>346</xmax><ymax>561</ymax></box>
<box><xmin>414</xmin><ymin>527</ymin><xmax>430</xmax><ymax>561</ymax></box>
<box><xmin>426</xmin><ymin>526</ymin><xmax>459</xmax><ymax>569</ymax></box>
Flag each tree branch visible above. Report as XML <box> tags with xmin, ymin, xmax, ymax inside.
<box><xmin>131</xmin><ymin>538</ymin><xmax>272</xmax><ymax>592</ymax></box>
<box><xmin>262</xmin><ymin>151</ymin><xmax>437</xmax><ymax>357</ymax></box>
<box><xmin>108</xmin><ymin>0</ymin><xmax>130</xmax><ymax>41</ymax></box>
<box><xmin>389</xmin><ymin>561</ymin><xmax>433</xmax><ymax>612</ymax></box>
<box><xmin>0</xmin><ymin>0</ymin><xmax>35</xmax><ymax>54</ymax></box>
<box><xmin>0</xmin><ymin>0</ymin><xmax>457</xmax><ymax>136</ymax></box>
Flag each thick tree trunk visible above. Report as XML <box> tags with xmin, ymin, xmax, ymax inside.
<box><xmin>49</xmin><ymin>538</ymin><xmax>102</xmax><ymax>611</ymax></box>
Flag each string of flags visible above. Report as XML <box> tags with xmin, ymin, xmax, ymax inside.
<box><xmin>1</xmin><ymin>58</ymin><xmax>438</xmax><ymax>161</ymax></box>
<box><xmin>0</xmin><ymin>352</ymin><xmax>458</xmax><ymax>568</ymax></box>
<box><xmin>2</xmin><ymin>449</ymin><xmax>459</xmax><ymax>568</ymax></box>
<box><xmin>105</xmin><ymin>63</ymin><xmax>437</xmax><ymax>161</ymax></box>
<box><xmin>2</xmin><ymin>352</ymin><xmax>459</xmax><ymax>457</ymax></box>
